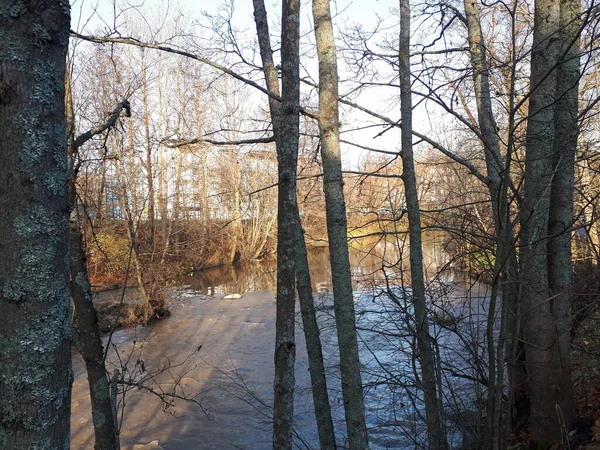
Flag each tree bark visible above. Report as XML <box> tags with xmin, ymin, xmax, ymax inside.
<box><xmin>252</xmin><ymin>2</ymin><xmax>337</xmax><ymax>448</ymax></box>
<box><xmin>272</xmin><ymin>1</ymin><xmax>302</xmax><ymax>447</ymax></box>
<box><xmin>521</xmin><ymin>0</ymin><xmax>574</xmax><ymax>442</ymax></box>
<box><xmin>312</xmin><ymin>1</ymin><xmax>369</xmax><ymax>448</ymax></box>
<box><xmin>295</xmin><ymin>212</ymin><xmax>337</xmax><ymax>449</ymax></box>
<box><xmin>0</xmin><ymin>2</ymin><xmax>72</xmax><ymax>448</ymax></box>
<box><xmin>399</xmin><ymin>1</ymin><xmax>448</xmax><ymax>448</ymax></box>
<box><xmin>546</xmin><ymin>0</ymin><xmax>580</xmax><ymax>430</ymax></box>
<box><xmin>69</xmin><ymin>209</ymin><xmax>120</xmax><ymax>450</ymax></box>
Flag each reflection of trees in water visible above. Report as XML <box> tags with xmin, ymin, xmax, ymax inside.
<box><xmin>348</xmin><ymin>233</ymin><xmax>454</xmax><ymax>289</ymax></box>
<box><xmin>181</xmin><ymin>234</ymin><xmax>454</xmax><ymax>296</ymax></box>
<box><xmin>182</xmin><ymin>260</ymin><xmax>277</xmax><ymax>295</ymax></box>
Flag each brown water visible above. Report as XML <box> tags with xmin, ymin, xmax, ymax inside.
<box><xmin>70</xmin><ymin>236</ymin><xmax>460</xmax><ymax>449</ymax></box>
<box><xmin>179</xmin><ymin>234</ymin><xmax>453</xmax><ymax>296</ymax></box>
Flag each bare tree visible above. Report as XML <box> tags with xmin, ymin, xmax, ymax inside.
<box><xmin>67</xmin><ymin>66</ymin><xmax>130</xmax><ymax>448</ymax></box>
<box><xmin>312</xmin><ymin>0</ymin><xmax>369</xmax><ymax>448</ymax></box>
<box><xmin>399</xmin><ymin>0</ymin><xmax>448</xmax><ymax>448</ymax></box>
<box><xmin>252</xmin><ymin>1</ymin><xmax>337</xmax><ymax>448</ymax></box>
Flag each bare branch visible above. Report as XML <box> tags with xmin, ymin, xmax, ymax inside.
<box><xmin>73</xmin><ymin>99</ymin><xmax>131</xmax><ymax>151</ymax></box>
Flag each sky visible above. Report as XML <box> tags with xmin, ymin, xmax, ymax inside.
<box><xmin>70</xmin><ymin>0</ymin><xmax>415</xmax><ymax>166</ymax></box>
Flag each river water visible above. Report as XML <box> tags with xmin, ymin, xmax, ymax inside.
<box><xmin>71</xmin><ymin>237</ymin><xmax>493</xmax><ymax>449</ymax></box>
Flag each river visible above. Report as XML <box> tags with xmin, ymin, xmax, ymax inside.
<box><xmin>71</xmin><ymin>236</ymin><xmax>493</xmax><ymax>449</ymax></box>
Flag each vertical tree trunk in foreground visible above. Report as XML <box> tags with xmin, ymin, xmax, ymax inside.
<box><xmin>0</xmin><ymin>2</ymin><xmax>72</xmax><ymax>448</ymax></box>
<box><xmin>295</xmin><ymin>213</ymin><xmax>337</xmax><ymax>449</ymax></box>
<box><xmin>312</xmin><ymin>0</ymin><xmax>369</xmax><ymax>448</ymax></box>
<box><xmin>399</xmin><ymin>1</ymin><xmax>448</xmax><ymax>448</ymax></box>
<box><xmin>463</xmin><ymin>1</ymin><xmax>519</xmax><ymax>444</ymax></box>
<box><xmin>252</xmin><ymin>1</ymin><xmax>337</xmax><ymax>448</ymax></box>
<box><xmin>69</xmin><ymin>209</ymin><xmax>120</xmax><ymax>450</ymax></box>
<box><xmin>272</xmin><ymin>1</ymin><xmax>302</xmax><ymax>447</ymax></box>
<box><xmin>546</xmin><ymin>0</ymin><xmax>580</xmax><ymax>431</ymax></box>
<box><xmin>522</xmin><ymin>0</ymin><xmax>575</xmax><ymax>443</ymax></box>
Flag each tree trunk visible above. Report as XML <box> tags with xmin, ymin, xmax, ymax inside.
<box><xmin>66</xmin><ymin>67</ymin><xmax>121</xmax><ymax>450</ymax></box>
<box><xmin>295</xmin><ymin>212</ymin><xmax>337</xmax><ymax>449</ymax></box>
<box><xmin>546</xmin><ymin>0</ymin><xmax>580</xmax><ymax>430</ymax></box>
<box><xmin>69</xmin><ymin>210</ymin><xmax>120</xmax><ymax>450</ymax></box>
<box><xmin>0</xmin><ymin>2</ymin><xmax>72</xmax><ymax>448</ymax></box>
<box><xmin>272</xmin><ymin>1</ymin><xmax>302</xmax><ymax>447</ymax></box>
<box><xmin>521</xmin><ymin>0</ymin><xmax>573</xmax><ymax>442</ymax></box>
<box><xmin>463</xmin><ymin>1</ymin><xmax>520</xmax><ymax>444</ymax></box>
<box><xmin>252</xmin><ymin>2</ymin><xmax>337</xmax><ymax>448</ymax></box>
<box><xmin>312</xmin><ymin>1</ymin><xmax>369</xmax><ymax>448</ymax></box>
<box><xmin>399</xmin><ymin>1</ymin><xmax>448</xmax><ymax>448</ymax></box>
<box><xmin>142</xmin><ymin>52</ymin><xmax>156</xmax><ymax>239</ymax></box>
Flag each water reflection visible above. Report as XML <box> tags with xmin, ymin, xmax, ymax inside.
<box><xmin>181</xmin><ymin>234</ymin><xmax>455</xmax><ymax>295</ymax></box>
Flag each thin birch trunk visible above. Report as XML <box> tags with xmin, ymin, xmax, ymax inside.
<box><xmin>312</xmin><ymin>0</ymin><xmax>369</xmax><ymax>448</ymax></box>
<box><xmin>142</xmin><ymin>52</ymin><xmax>156</xmax><ymax>239</ymax></box>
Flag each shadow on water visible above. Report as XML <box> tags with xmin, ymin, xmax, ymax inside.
<box><xmin>71</xmin><ymin>235</ymin><xmax>472</xmax><ymax>449</ymax></box>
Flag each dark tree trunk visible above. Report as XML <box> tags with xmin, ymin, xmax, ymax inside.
<box><xmin>252</xmin><ymin>2</ymin><xmax>336</xmax><ymax>448</ymax></box>
<box><xmin>399</xmin><ymin>0</ymin><xmax>448</xmax><ymax>447</ymax></box>
<box><xmin>69</xmin><ymin>213</ymin><xmax>120</xmax><ymax>450</ymax></box>
<box><xmin>66</xmin><ymin>74</ymin><xmax>126</xmax><ymax>450</ymax></box>
<box><xmin>463</xmin><ymin>1</ymin><xmax>521</xmax><ymax>444</ymax></box>
<box><xmin>546</xmin><ymin>0</ymin><xmax>580</xmax><ymax>430</ymax></box>
<box><xmin>521</xmin><ymin>0</ymin><xmax>575</xmax><ymax>442</ymax></box>
<box><xmin>0</xmin><ymin>2</ymin><xmax>72</xmax><ymax>448</ymax></box>
<box><xmin>295</xmin><ymin>213</ymin><xmax>337</xmax><ymax>449</ymax></box>
<box><xmin>272</xmin><ymin>1</ymin><xmax>302</xmax><ymax>447</ymax></box>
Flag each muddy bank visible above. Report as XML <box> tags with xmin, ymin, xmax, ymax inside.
<box><xmin>87</xmin><ymin>288</ymin><xmax>171</xmax><ymax>332</ymax></box>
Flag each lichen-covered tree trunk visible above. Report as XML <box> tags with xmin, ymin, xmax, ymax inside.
<box><xmin>312</xmin><ymin>0</ymin><xmax>369</xmax><ymax>448</ymax></box>
<box><xmin>0</xmin><ymin>2</ymin><xmax>72</xmax><ymax>448</ymax></box>
<box><xmin>252</xmin><ymin>2</ymin><xmax>336</xmax><ymax>448</ymax></box>
<box><xmin>521</xmin><ymin>0</ymin><xmax>574</xmax><ymax>443</ymax></box>
<box><xmin>399</xmin><ymin>1</ymin><xmax>448</xmax><ymax>448</ymax></box>
<box><xmin>546</xmin><ymin>0</ymin><xmax>580</xmax><ymax>430</ymax></box>
<box><xmin>272</xmin><ymin>1</ymin><xmax>302</xmax><ymax>447</ymax></box>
